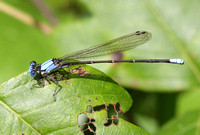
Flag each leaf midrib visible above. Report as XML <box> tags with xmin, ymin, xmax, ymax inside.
<box><xmin>0</xmin><ymin>100</ymin><xmax>41</xmax><ymax>135</ymax></box>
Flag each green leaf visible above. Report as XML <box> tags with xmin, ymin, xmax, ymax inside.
<box><xmin>176</xmin><ymin>88</ymin><xmax>200</xmax><ymax>116</ymax></box>
<box><xmin>155</xmin><ymin>109</ymin><xmax>200</xmax><ymax>135</ymax></box>
<box><xmin>0</xmin><ymin>65</ymin><xmax>148</xmax><ymax>134</ymax></box>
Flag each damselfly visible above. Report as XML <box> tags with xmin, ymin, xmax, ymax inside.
<box><xmin>29</xmin><ymin>31</ymin><xmax>184</xmax><ymax>100</ymax></box>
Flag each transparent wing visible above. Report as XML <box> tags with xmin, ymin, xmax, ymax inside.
<box><xmin>59</xmin><ymin>31</ymin><xmax>152</xmax><ymax>62</ymax></box>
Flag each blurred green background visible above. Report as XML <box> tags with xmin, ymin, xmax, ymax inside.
<box><xmin>0</xmin><ymin>0</ymin><xmax>200</xmax><ymax>134</ymax></box>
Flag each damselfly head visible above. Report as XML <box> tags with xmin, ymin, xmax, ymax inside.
<box><xmin>30</xmin><ymin>61</ymin><xmax>36</xmax><ymax>66</ymax></box>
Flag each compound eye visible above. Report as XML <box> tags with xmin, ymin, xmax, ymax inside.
<box><xmin>30</xmin><ymin>61</ymin><xmax>37</xmax><ymax>66</ymax></box>
<box><xmin>30</xmin><ymin>70</ymin><xmax>36</xmax><ymax>77</ymax></box>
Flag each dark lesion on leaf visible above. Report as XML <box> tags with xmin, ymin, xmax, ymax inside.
<box><xmin>69</xmin><ymin>66</ymin><xmax>91</xmax><ymax>76</ymax></box>
<box><xmin>66</xmin><ymin>66</ymin><xmax>117</xmax><ymax>84</ymax></box>
<box><xmin>77</xmin><ymin>113</ymin><xmax>96</xmax><ymax>135</ymax></box>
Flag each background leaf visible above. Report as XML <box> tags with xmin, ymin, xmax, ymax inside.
<box><xmin>176</xmin><ymin>88</ymin><xmax>200</xmax><ymax>116</ymax></box>
<box><xmin>155</xmin><ymin>110</ymin><xmax>200</xmax><ymax>135</ymax></box>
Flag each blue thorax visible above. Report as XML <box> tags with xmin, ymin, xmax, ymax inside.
<box><xmin>41</xmin><ymin>59</ymin><xmax>58</xmax><ymax>73</ymax></box>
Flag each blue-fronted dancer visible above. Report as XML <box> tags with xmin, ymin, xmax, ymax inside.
<box><xmin>29</xmin><ymin>31</ymin><xmax>184</xmax><ymax>100</ymax></box>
